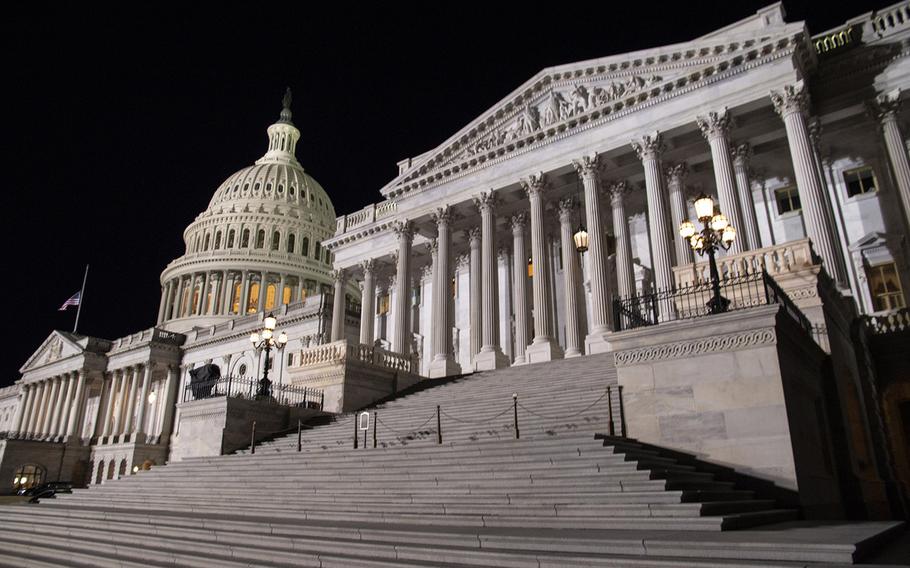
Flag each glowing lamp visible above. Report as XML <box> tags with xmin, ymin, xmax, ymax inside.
<box><xmin>690</xmin><ymin>235</ymin><xmax>704</xmax><ymax>251</ymax></box>
<box><xmin>261</xmin><ymin>328</ymin><xmax>273</xmax><ymax>341</ymax></box>
<box><xmin>678</xmin><ymin>221</ymin><xmax>696</xmax><ymax>239</ymax></box>
<box><xmin>710</xmin><ymin>214</ymin><xmax>729</xmax><ymax>232</ymax></box>
<box><xmin>693</xmin><ymin>194</ymin><xmax>715</xmax><ymax>220</ymax></box>
<box><xmin>147</xmin><ymin>391</ymin><xmax>157</xmax><ymax>405</ymax></box>
<box><xmin>250</xmin><ymin>332</ymin><xmax>260</xmax><ymax>344</ymax></box>
<box><xmin>277</xmin><ymin>331</ymin><xmax>288</xmax><ymax>345</ymax></box>
<box><xmin>132</xmin><ymin>466</ymin><xmax>139</xmax><ymax>474</ymax></box>
<box><xmin>573</xmin><ymin>226</ymin><xmax>589</xmax><ymax>253</ymax></box>
<box><xmin>722</xmin><ymin>225</ymin><xmax>737</xmax><ymax>245</ymax></box>
<box><xmin>264</xmin><ymin>313</ymin><xmax>277</xmax><ymax>331</ymax></box>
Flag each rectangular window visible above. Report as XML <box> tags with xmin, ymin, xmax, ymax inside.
<box><xmin>775</xmin><ymin>187</ymin><xmax>801</xmax><ymax>214</ymax></box>
<box><xmin>844</xmin><ymin>167</ymin><xmax>878</xmax><ymax>197</ymax></box>
<box><xmin>867</xmin><ymin>262</ymin><xmax>906</xmax><ymax>311</ymax></box>
<box><xmin>377</xmin><ymin>294</ymin><xmax>390</xmax><ymax>315</ymax></box>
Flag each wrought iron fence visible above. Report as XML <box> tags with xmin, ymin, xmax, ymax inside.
<box><xmin>183</xmin><ymin>375</ymin><xmax>324</xmax><ymax>409</ymax></box>
<box><xmin>612</xmin><ymin>270</ymin><xmax>813</xmax><ymax>337</ymax></box>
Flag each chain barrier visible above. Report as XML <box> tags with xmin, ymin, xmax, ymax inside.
<box><xmin>516</xmin><ymin>390</ymin><xmax>608</xmax><ymax>421</ymax></box>
<box><xmin>374</xmin><ymin>411</ymin><xmax>438</xmax><ymax>437</ymax></box>
<box><xmin>439</xmin><ymin>403</ymin><xmax>513</xmax><ymax>424</ymax></box>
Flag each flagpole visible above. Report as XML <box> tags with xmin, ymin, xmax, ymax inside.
<box><xmin>73</xmin><ymin>264</ymin><xmax>89</xmax><ymax>334</ymax></box>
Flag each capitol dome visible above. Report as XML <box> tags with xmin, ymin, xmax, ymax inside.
<box><xmin>156</xmin><ymin>90</ymin><xmax>342</xmax><ymax>332</ymax></box>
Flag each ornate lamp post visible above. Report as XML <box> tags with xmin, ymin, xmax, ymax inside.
<box><xmin>250</xmin><ymin>313</ymin><xmax>288</xmax><ymax>398</ymax></box>
<box><xmin>678</xmin><ymin>193</ymin><xmax>737</xmax><ymax>314</ymax></box>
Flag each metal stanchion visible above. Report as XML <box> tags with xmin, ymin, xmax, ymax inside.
<box><xmin>353</xmin><ymin>416</ymin><xmax>359</xmax><ymax>449</ymax></box>
<box><xmin>250</xmin><ymin>421</ymin><xmax>257</xmax><ymax>455</ymax></box>
<box><xmin>512</xmin><ymin>393</ymin><xmax>519</xmax><ymax>440</ymax></box>
<box><xmin>436</xmin><ymin>405</ymin><xmax>442</xmax><ymax>445</ymax></box>
<box><xmin>618</xmin><ymin>385</ymin><xmax>627</xmax><ymax>438</ymax></box>
<box><xmin>372</xmin><ymin>412</ymin><xmax>377</xmax><ymax>448</ymax></box>
<box><xmin>606</xmin><ymin>386</ymin><xmax>615</xmax><ymax>436</ymax></box>
<box><xmin>297</xmin><ymin>419</ymin><xmax>302</xmax><ymax>452</ymax></box>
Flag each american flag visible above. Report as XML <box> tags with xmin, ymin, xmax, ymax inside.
<box><xmin>59</xmin><ymin>291</ymin><xmax>81</xmax><ymax>311</ymax></box>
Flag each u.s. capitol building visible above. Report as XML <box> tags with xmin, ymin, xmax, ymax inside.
<box><xmin>0</xmin><ymin>1</ymin><xmax>907</xmax><ymax>530</ymax></box>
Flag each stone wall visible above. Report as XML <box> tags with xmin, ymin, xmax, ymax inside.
<box><xmin>0</xmin><ymin>440</ymin><xmax>91</xmax><ymax>494</ymax></box>
<box><xmin>610</xmin><ymin>304</ymin><xmax>844</xmax><ymax>518</ymax></box>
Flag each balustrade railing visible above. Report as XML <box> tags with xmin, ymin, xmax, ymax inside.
<box><xmin>673</xmin><ymin>239</ymin><xmax>815</xmax><ymax>288</ymax></box>
<box><xmin>183</xmin><ymin>375</ymin><xmax>324</xmax><ymax>409</ymax></box>
<box><xmin>335</xmin><ymin>201</ymin><xmax>397</xmax><ymax>235</ymax></box>
<box><xmin>864</xmin><ymin>307</ymin><xmax>910</xmax><ymax>334</ymax></box>
<box><xmin>294</xmin><ymin>339</ymin><xmax>417</xmax><ymax>373</ymax></box>
<box><xmin>613</xmin><ymin>271</ymin><xmax>814</xmax><ymax>339</ymax></box>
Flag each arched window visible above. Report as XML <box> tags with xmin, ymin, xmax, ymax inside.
<box><xmin>256</xmin><ymin>229</ymin><xmax>265</xmax><ymax>249</ymax></box>
<box><xmin>314</xmin><ymin>241</ymin><xmax>321</xmax><ymax>261</ymax></box>
<box><xmin>107</xmin><ymin>459</ymin><xmax>115</xmax><ymax>480</ymax></box>
<box><xmin>247</xmin><ymin>282</ymin><xmax>259</xmax><ymax>313</ymax></box>
<box><xmin>325</xmin><ymin>249</ymin><xmax>331</xmax><ymax>264</ymax></box>
<box><xmin>265</xmin><ymin>283</ymin><xmax>277</xmax><ymax>310</ymax></box>
<box><xmin>287</xmin><ymin>233</ymin><xmax>296</xmax><ymax>254</ymax></box>
<box><xmin>241</xmin><ymin>229</ymin><xmax>250</xmax><ymax>248</ymax></box>
<box><xmin>214</xmin><ymin>231</ymin><xmax>222</xmax><ymax>250</ymax></box>
<box><xmin>13</xmin><ymin>464</ymin><xmax>45</xmax><ymax>492</ymax></box>
<box><xmin>203</xmin><ymin>233</ymin><xmax>211</xmax><ymax>251</ymax></box>
<box><xmin>232</xmin><ymin>282</ymin><xmax>242</xmax><ymax>314</ymax></box>
<box><xmin>271</xmin><ymin>230</ymin><xmax>280</xmax><ymax>251</ymax></box>
<box><xmin>227</xmin><ymin>229</ymin><xmax>235</xmax><ymax>248</ymax></box>
<box><xmin>94</xmin><ymin>460</ymin><xmax>104</xmax><ymax>485</ymax></box>
<box><xmin>301</xmin><ymin>237</ymin><xmax>309</xmax><ymax>257</ymax></box>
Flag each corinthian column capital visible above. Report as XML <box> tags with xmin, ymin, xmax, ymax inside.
<box><xmin>509</xmin><ymin>212</ymin><xmax>528</xmax><ymax>234</ymax></box>
<box><xmin>330</xmin><ymin>268</ymin><xmax>346</xmax><ymax>283</ymax></box>
<box><xmin>520</xmin><ymin>171</ymin><xmax>548</xmax><ymax>198</ymax></box>
<box><xmin>607</xmin><ymin>180</ymin><xmax>632</xmax><ymax>205</ymax></box>
<box><xmin>631</xmin><ymin>131</ymin><xmax>664</xmax><ymax>161</ymax></box>
<box><xmin>465</xmin><ymin>226</ymin><xmax>482</xmax><ymax>245</ymax></box>
<box><xmin>731</xmin><ymin>142</ymin><xmax>752</xmax><ymax>167</ymax></box>
<box><xmin>770</xmin><ymin>81</ymin><xmax>809</xmax><ymax>118</ymax></box>
<box><xmin>695</xmin><ymin>107</ymin><xmax>732</xmax><ymax>140</ymax></box>
<box><xmin>665</xmin><ymin>162</ymin><xmax>689</xmax><ymax>184</ymax></box>
<box><xmin>869</xmin><ymin>88</ymin><xmax>902</xmax><ymax>123</ymax></box>
<box><xmin>392</xmin><ymin>220</ymin><xmax>413</xmax><ymax>240</ymax></box>
<box><xmin>472</xmin><ymin>190</ymin><xmax>498</xmax><ymax>214</ymax></box>
<box><xmin>360</xmin><ymin>259</ymin><xmax>375</xmax><ymax>275</ymax></box>
<box><xmin>431</xmin><ymin>205</ymin><xmax>455</xmax><ymax>226</ymax></box>
<box><xmin>556</xmin><ymin>197</ymin><xmax>576</xmax><ymax>224</ymax></box>
<box><xmin>571</xmin><ymin>152</ymin><xmax>600</xmax><ymax>179</ymax></box>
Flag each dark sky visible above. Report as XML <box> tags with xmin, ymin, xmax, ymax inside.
<box><xmin>3</xmin><ymin>1</ymin><xmax>884</xmax><ymax>386</ymax></box>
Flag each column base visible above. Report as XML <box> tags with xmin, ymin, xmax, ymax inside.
<box><xmin>585</xmin><ymin>331</ymin><xmax>613</xmax><ymax>355</ymax></box>
<box><xmin>428</xmin><ymin>356</ymin><xmax>462</xmax><ymax>378</ymax></box>
<box><xmin>564</xmin><ymin>347</ymin><xmax>584</xmax><ymax>358</ymax></box>
<box><xmin>474</xmin><ymin>348</ymin><xmax>511</xmax><ymax>371</ymax></box>
<box><xmin>525</xmin><ymin>339</ymin><xmax>564</xmax><ymax>364</ymax></box>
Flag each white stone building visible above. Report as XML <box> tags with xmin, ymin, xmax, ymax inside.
<box><xmin>2</xmin><ymin>2</ymin><xmax>909</xmax><ymax>495</ymax></box>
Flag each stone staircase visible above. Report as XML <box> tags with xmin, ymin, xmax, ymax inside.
<box><xmin>0</xmin><ymin>353</ymin><xmax>902</xmax><ymax>567</ymax></box>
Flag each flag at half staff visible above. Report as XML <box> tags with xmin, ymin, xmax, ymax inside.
<box><xmin>59</xmin><ymin>291</ymin><xmax>81</xmax><ymax>311</ymax></box>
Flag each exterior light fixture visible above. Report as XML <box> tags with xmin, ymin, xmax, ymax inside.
<box><xmin>679</xmin><ymin>192</ymin><xmax>736</xmax><ymax>314</ymax></box>
<box><xmin>147</xmin><ymin>391</ymin><xmax>157</xmax><ymax>405</ymax></box>
<box><xmin>249</xmin><ymin>313</ymin><xmax>289</xmax><ymax>399</ymax></box>
<box><xmin>573</xmin><ymin>226</ymin><xmax>589</xmax><ymax>253</ymax></box>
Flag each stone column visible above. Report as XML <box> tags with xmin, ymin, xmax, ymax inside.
<box><xmin>521</xmin><ymin>173</ymin><xmax>563</xmax><ymax>362</ymax></box>
<box><xmin>696</xmin><ymin>108</ymin><xmax>745</xmax><ymax>254</ymax></box>
<box><xmin>134</xmin><ymin>364</ymin><xmax>153</xmax><ymax>442</ymax></box>
<box><xmin>159</xmin><ymin>366</ymin><xmax>180</xmax><ymax>440</ymax></box>
<box><xmin>731</xmin><ymin>143</ymin><xmax>762</xmax><ymax>251</ymax></box>
<box><xmin>173</xmin><ymin>277</ymin><xmax>186</xmax><ymax>319</ymax></box>
<box><xmin>240</xmin><ymin>271</ymin><xmax>252</xmax><ymax>314</ymax></box>
<box><xmin>872</xmin><ymin>89</ymin><xmax>910</xmax><ymax>232</ymax></box>
<box><xmin>571</xmin><ymin>154</ymin><xmax>612</xmax><ymax>353</ymax></box>
<box><xmin>359</xmin><ymin>260</ymin><xmax>376</xmax><ymax>345</ymax></box>
<box><xmin>40</xmin><ymin>378</ymin><xmax>60</xmax><ymax>436</ymax></box>
<box><xmin>771</xmin><ymin>82</ymin><xmax>847</xmax><ymax>284</ymax></box>
<box><xmin>609</xmin><ymin>182</ymin><xmax>635</xmax><ymax>299</ymax></box>
<box><xmin>510</xmin><ymin>213</ymin><xmax>530</xmax><ymax>365</ymax></box>
<box><xmin>157</xmin><ymin>282</ymin><xmax>170</xmax><ymax>324</ymax></box>
<box><xmin>49</xmin><ymin>375</ymin><xmax>69</xmax><ymax>438</ymax></box>
<box><xmin>295</xmin><ymin>278</ymin><xmax>304</xmax><ymax>304</ymax></box>
<box><xmin>27</xmin><ymin>381</ymin><xmax>47</xmax><ymax>434</ymax></box>
<box><xmin>222</xmin><ymin>272</ymin><xmax>236</xmax><ymax>314</ymax></box>
<box><xmin>331</xmin><ymin>269</ymin><xmax>346</xmax><ymax>342</ymax></box>
<box><xmin>466</xmin><ymin>228</ymin><xmax>482</xmax><ymax>363</ymax></box>
<box><xmin>557</xmin><ymin>198</ymin><xmax>583</xmax><ymax>357</ymax></box>
<box><xmin>666</xmin><ymin>163</ymin><xmax>693</xmax><ymax>265</ymax></box>
<box><xmin>429</xmin><ymin>207</ymin><xmax>459</xmax><ymax>377</ymax></box>
<box><xmin>278</xmin><ymin>274</ymin><xmax>286</xmax><ymax>307</ymax></box>
<box><xmin>114</xmin><ymin>369</ymin><xmax>131</xmax><ymax>436</ymax></box>
<box><xmin>473</xmin><ymin>193</ymin><xmax>510</xmax><ymax>370</ymax></box>
<box><xmin>633</xmin><ymin>132</ymin><xmax>676</xmax><ymax>318</ymax></box>
<box><xmin>124</xmin><ymin>366</ymin><xmax>140</xmax><ymax>436</ymax></box>
<box><xmin>65</xmin><ymin>371</ymin><xmax>86</xmax><ymax>439</ymax></box>
<box><xmin>58</xmin><ymin>373</ymin><xmax>76</xmax><ymax>437</ymax></box>
<box><xmin>197</xmin><ymin>272</ymin><xmax>210</xmax><ymax>315</ymax></box>
<box><xmin>258</xmin><ymin>272</ymin><xmax>268</xmax><ymax>312</ymax></box>
<box><xmin>101</xmin><ymin>372</ymin><xmax>119</xmax><ymax>438</ymax></box>
<box><xmin>392</xmin><ymin>221</ymin><xmax>413</xmax><ymax>354</ymax></box>
<box><xmin>12</xmin><ymin>384</ymin><xmax>31</xmax><ymax>433</ymax></box>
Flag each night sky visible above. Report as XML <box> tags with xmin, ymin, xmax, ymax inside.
<box><xmin>4</xmin><ymin>1</ymin><xmax>885</xmax><ymax>386</ymax></box>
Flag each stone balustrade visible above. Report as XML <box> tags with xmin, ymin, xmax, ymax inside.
<box><xmin>673</xmin><ymin>239</ymin><xmax>816</xmax><ymax>288</ymax></box>
<box><xmin>865</xmin><ymin>307</ymin><xmax>910</xmax><ymax>334</ymax></box>
<box><xmin>334</xmin><ymin>201</ymin><xmax>397</xmax><ymax>235</ymax></box>
<box><xmin>295</xmin><ymin>339</ymin><xmax>416</xmax><ymax>374</ymax></box>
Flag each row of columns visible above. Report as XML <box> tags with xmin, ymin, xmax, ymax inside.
<box><xmin>98</xmin><ymin>364</ymin><xmax>152</xmax><ymax>443</ymax></box>
<box><xmin>338</xmin><ymin>81</ymin><xmax>902</xmax><ymax>374</ymax></box>
<box><xmin>159</xmin><ymin>270</ymin><xmax>311</xmax><ymax>323</ymax></box>
<box><xmin>12</xmin><ymin>372</ymin><xmax>87</xmax><ymax>441</ymax></box>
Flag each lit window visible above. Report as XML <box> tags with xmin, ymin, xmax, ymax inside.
<box><xmin>282</xmin><ymin>285</ymin><xmax>291</xmax><ymax>305</ymax></box>
<box><xmin>867</xmin><ymin>262</ymin><xmax>906</xmax><ymax>311</ymax></box>
<box><xmin>231</xmin><ymin>283</ymin><xmax>242</xmax><ymax>314</ymax></box>
<box><xmin>844</xmin><ymin>167</ymin><xmax>877</xmax><ymax>197</ymax></box>
<box><xmin>775</xmin><ymin>187</ymin><xmax>801</xmax><ymax>214</ymax></box>
<box><xmin>265</xmin><ymin>284</ymin><xmax>277</xmax><ymax>310</ymax></box>
<box><xmin>247</xmin><ymin>283</ymin><xmax>260</xmax><ymax>313</ymax></box>
<box><xmin>527</xmin><ymin>258</ymin><xmax>534</xmax><ymax>278</ymax></box>
<box><xmin>378</xmin><ymin>294</ymin><xmax>390</xmax><ymax>315</ymax></box>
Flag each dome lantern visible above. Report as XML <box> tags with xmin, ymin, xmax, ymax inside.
<box><xmin>258</xmin><ymin>88</ymin><xmax>301</xmax><ymax>167</ymax></box>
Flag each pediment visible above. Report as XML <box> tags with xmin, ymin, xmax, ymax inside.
<box><xmin>20</xmin><ymin>331</ymin><xmax>86</xmax><ymax>373</ymax></box>
<box><xmin>381</xmin><ymin>15</ymin><xmax>807</xmax><ymax>199</ymax></box>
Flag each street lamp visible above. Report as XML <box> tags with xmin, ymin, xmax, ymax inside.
<box><xmin>679</xmin><ymin>193</ymin><xmax>736</xmax><ymax>314</ymax></box>
<box><xmin>250</xmin><ymin>313</ymin><xmax>288</xmax><ymax>399</ymax></box>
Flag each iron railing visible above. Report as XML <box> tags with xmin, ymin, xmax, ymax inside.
<box><xmin>612</xmin><ymin>271</ymin><xmax>813</xmax><ymax>337</ymax></box>
<box><xmin>183</xmin><ymin>375</ymin><xmax>324</xmax><ymax>409</ymax></box>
